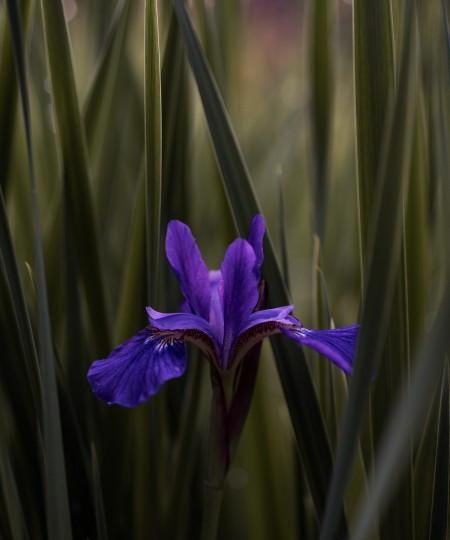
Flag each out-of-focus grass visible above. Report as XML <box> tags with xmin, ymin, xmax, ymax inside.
<box><xmin>0</xmin><ymin>1</ymin><xmax>448</xmax><ymax>539</ymax></box>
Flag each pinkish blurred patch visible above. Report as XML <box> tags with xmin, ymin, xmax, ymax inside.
<box><xmin>247</xmin><ymin>0</ymin><xmax>298</xmax><ymax>27</ymax></box>
<box><xmin>63</xmin><ymin>0</ymin><xmax>78</xmax><ymax>22</ymax></box>
<box><xmin>243</xmin><ymin>0</ymin><xmax>303</xmax><ymax>80</ymax></box>
<box><xmin>246</xmin><ymin>0</ymin><xmax>301</xmax><ymax>57</ymax></box>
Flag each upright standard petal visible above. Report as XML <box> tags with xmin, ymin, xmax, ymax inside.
<box><xmin>247</xmin><ymin>214</ymin><xmax>265</xmax><ymax>273</ymax></box>
<box><xmin>220</xmin><ymin>239</ymin><xmax>259</xmax><ymax>365</ymax></box>
<box><xmin>208</xmin><ymin>270</ymin><xmax>224</xmax><ymax>344</ymax></box>
<box><xmin>87</xmin><ymin>328</ymin><xmax>186</xmax><ymax>407</ymax></box>
<box><xmin>283</xmin><ymin>324</ymin><xmax>360</xmax><ymax>374</ymax></box>
<box><xmin>165</xmin><ymin>220</ymin><xmax>211</xmax><ymax>320</ymax></box>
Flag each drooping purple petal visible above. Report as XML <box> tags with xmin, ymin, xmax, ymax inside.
<box><xmin>220</xmin><ymin>239</ymin><xmax>259</xmax><ymax>365</ymax></box>
<box><xmin>283</xmin><ymin>324</ymin><xmax>360</xmax><ymax>374</ymax></box>
<box><xmin>165</xmin><ymin>220</ymin><xmax>211</xmax><ymax>320</ymax></box>
<box><xmin>87</xmin><ymin>328</ymin><xmax>186</xmax><ymax>407</ymax></box>
<box><xmin>247</xmin><ymin>214</ymin><xmax>265</xmax><ymax>273</ymax></box>
<box><xmin>146</xmin><ymin>307</ymin><xmax>219</xmax><ymax>360</ymax></box>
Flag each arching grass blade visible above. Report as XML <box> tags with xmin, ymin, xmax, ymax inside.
<box><xmin>0</xmin><ymin>4</ymin><xmax>23</xmax><ymax>193</ymax></box>
<box><xmin>4</xmin><ymin>0</ymin><xmax>72</xmax><ymax>537</ymax></box>
<box><xmin>82</xmin><ymin>0</ymin><xmax>128</xmax><ymax>138</ymax></box>
<box><xmin>309</xmin><ymin>0</ymin><xmax>334</xmax><ymax>240</ymax></box>
<box><xmin>351</xmin><ymin>287</ymin><xmax>450</xmax><ymax>540</ymax></box>
<box><xmin>171</xmin><ymin>0</ymin><xmax>342</xmax><ymax>527</ymax></box>
<box><xmin>318</xmin><ymin>4</ymin><xmax>418</xmax><ymax>539</ymax></box>
<box><xmin>429</xmin><ymin>366</ymin><xmax>449</xmax><ymax>540</ymax></box>
<box><xmin>145</xmin><ymin>0</ymin><xmax>162</xmax><ymax>305</ymax></box>
<box><xmin>40</xmin><ymin>0</ymin><xmax>110</xmax><ymax>354</ymax></box>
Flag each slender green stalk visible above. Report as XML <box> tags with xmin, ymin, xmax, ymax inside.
<box><xmin>5</xmin><ymin>1</ymin><xmax>72</xmax><ymax>537</ymax></box>
<box><xmin>201</xmin><ymin>372</ymin><xmax>227</xmax><ymax>540</ymax></box>
<box><xmin>310</xmin><ymin>0</ymin><xmax>333</xmax><ymax>240</ymax></box>
<box><xmin>169</xmin><ymin>358</ymin><xmax>205</xmax><ymax>540</ymax></box>
<box><xmin>354</xmin><ymin>0</ymin><xmax>394</xmax><ymax>279</ymax></box>
<box><xmin>319</xmin><ymin>3</ymin><xmax>418</xmax><ymax>538</ymax></box>
<box><xmin>351</xmin><ymin>286</ymin><xmax>450</xmax><ymax>540</ymax></box>
<box><xmin>0</xmin><ymin>0</ymin><xmax>30</xmax><ymax>193</ymax></box>
<box><xmin>201</xmin><ymin>485</ymin><xmax>224</xmax><ymax>540</ymax></box>
<box><xmin>171</xmin><ymin>1</ymin><xmax>340</xmax><ymax>526</ymax></box>
<box><xmin>145</xmin><ymin>0</ymin><xmax>162</xmax><ymax>306</ymax></box>
<box><xmin>40</xmin><ymin>0</ymin><xmax>111</xmax><ymax>354</ymax></box>
<box><xmin>277</xmin><ymin>178</ymin><xmax>290</xmax><ymax>290</ymax></box>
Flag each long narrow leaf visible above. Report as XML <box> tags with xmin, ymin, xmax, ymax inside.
<box><xmin>145</xmin><ymin>0</ymin><xmax>162</xmax><ymax>305</ymax></box>
<box><xmin>0</xmin><ymin>5</ymin><xmax>19</xmax><ymax>192</ymax></box>
<box><xmin>0</xmin><ymin>190</ymin><xmax>40</xmax><ymax>403</ymax></box>
<box><xmin>161</xmin><ymin>11</ymin><xmax>190</xmax><ymax>228</ymax></box>
<box><xmin>277</xmin><ymin>179</ymin><xmax>290</xmax><ymax>290</ymax></box>
<box><xmin>353</xmin><ymin>0</ymin><xmax>394</xmax><ymax>277</ymax></box>
<box><xmin>0</xmin><ymin>403</ymin><xmax>29</xmax><ymax>540</ymax></box>
<box><xmin>82</xmin><ymin>0</ymin><xmax>130</xmax><ymax>196</ymax></box>
<box><xmin>309</xmin><ymin>0</ymin><xmax>333</xmax><ymax>240</ymax></box>
<box><xmin>82</xmin><ymin>0</ymin><xmax>128</xmax><ymax>136</ymax></box>
<box><xmin>90</xmin><ymin>444</ymin><xmax>109</xmax><ymax>540</ymax></box>
<box><xmin>40</xmin><ymin>0</ymin><xmax>110</xmax><ymax>354</ymax></box>
<box><xmin>319</xmin><ymin>5</ymin><xmax>418</xmax><ymax>539</ymax></box>
<box><xmin>351</xmin><ymin>287</ymin><xmax>450</xmax><ymax>540</ymax></box>
<box><xmin>4</xmin><ymin>1</ymin><xmax>72</xmax><ymax>538</ymax></box>
<box><xmin>443</xmin><ymin>0</ymin><xmax>450</xmax><ymax>71</ymax></box>
<box><xmin>429</xmin><ymin>366</ymin><xmax>449</xmax><ymax>540</ymax></box>
<box><xmin>171</xmin><ymin>0</ymin><xmax>341</xmax><ymax>527</ymax></box>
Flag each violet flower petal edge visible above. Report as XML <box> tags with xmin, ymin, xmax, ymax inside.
<box><xmin>146</xmin><ymin>308</ymin><xmax>218</xmax><ymax>342</ymax></box>
<box><xmin>229</xmin><ymin>305</ymin><xmax>295</xmax><ymax>366</ymax></box>
<box><xmin>87</xmin><ymin>328</ymin><xmax>186</xmax><ymax>407</ymax></box>
<box><xmin>247</xmin><ymin>214</ymin><xmax>265</xmax><ymax>273</ymax></box>
<box><xmin>208</xmin><ymin>270</ymin><xmax>224</xmax><ymax>344</ymax></box>
<box><xmin>146</xmin><ymin>307</ymin><xmax>220</xmax><ymax>359</ymax></box>
<box><xmin>283</xmin><ymin>324</ymin><xmax>360</xmax><ymax>374</ymax></box>
<box><xmin>165</xmin><ymin>220</ymin><xmax>211</xmax><ymax>320</ymax></box>
<box><xmin>220</xmin><ymin>238</ymin><xmax>260</xmax><ymax>365</ymax></box>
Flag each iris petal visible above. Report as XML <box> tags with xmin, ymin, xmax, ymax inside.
<box><xmin>208</xmin><ymin>270</ymin><xmax>224</xmax><ymax>343</ymax></box>
<box><xmin>87</xmin><ymin>328</ymin><xmax>186</xmax><ymax>407</ymax></box>
<box><xmin>283</xmin><ymin>324</ymin><xmax>360</xmax><ymax>374</ymax></box>
<box><xmin>247</xmin><ymin>214</ymin><xmax>265</xmax><ymax>274</ymax></box>
<box><xmin>220</xmin><ymin>239</ymin><xmax>259</xmax><ymax>365</ymax></box>
<box><xmin>230</xmin><ymin>305</ymin><xmax>295</xmax><ymax>365</ymax></box>
<box><xmin>241</xmin><ymin>305</ymin><xmax>295</xmax><ymax>332</ymax></box>
<box><xmin>165</xmin><ymin>220</ymin><xmax>211</xmax><ymax>319</ymax></box>
<box><xmin>146</xmin><ymin>307</ymin><xmax>219</xmax><ymax>360</ymax></box>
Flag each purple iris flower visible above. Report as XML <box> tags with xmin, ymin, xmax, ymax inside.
<box><xmin>87</xmin><ymin>215</ymin><xmax>359</xmax><ymax>408</ymax></box>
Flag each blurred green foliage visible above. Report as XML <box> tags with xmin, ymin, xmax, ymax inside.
<box><xmin>0</xmin><ymin>0</ymin><xmax>448</xmax><ymax>539</ymax></box>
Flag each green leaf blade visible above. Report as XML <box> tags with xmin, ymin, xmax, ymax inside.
<box><xmin>319</xmin><ymin>4</ymin><xmax>419</xmax><ymax>539</ymax></box>
<box><xmin>40</xmin><ymin>0</ymin><xmax>110</xmax><ymax>354</ymax></box>
<box><xmin>171</xmin><ymin>0</ymin><xmax>343</xmax><ymax>527</ymax></box>
<box><xmin>5</xmin><ymin>0</ymin><xmax>73</xmax><ymax>537</ymax></box>
<box><xmin>145</xmin><ymin>0</ymin><xmax>162</xmax><ymax>305</ymax></box>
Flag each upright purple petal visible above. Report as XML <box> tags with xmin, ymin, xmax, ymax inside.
<box><xmin>247</xmin><ymin>214</ymin><xmax>265</xmax><ymax>272</ymax></box>
<box><xmin>220</xmin><ymin>239</ymin><xmax>259</xmax><ymax>365</ymax></box>
<box><xmin>208</xmin><ymin>270</ymin><xmax>224</xmax><ymax>343</ymax></box>
<box><xmin>87</xmin><ymin>328</ymin><xmax>186</xmax><ymax>407</ymax></box>
<box><xmin>165</xmin><ymin>220</ymin><xmax>211</xmax><ymax>319</ymax></box>
<box><xmin>283</xmin><ymin>324</ymin><xmax>360</xmax><ymax>374</ymax></box>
